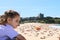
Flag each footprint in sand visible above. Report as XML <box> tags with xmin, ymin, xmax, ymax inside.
<box><xmin>40</xmin><ymin>36</ymin><xmax>46</xmax><ymax>39</ymax></box>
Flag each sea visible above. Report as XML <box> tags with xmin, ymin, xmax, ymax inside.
<box><xmin>49</xmin><ymin>24</ymin><xmax>60</xmax><ymax>29</ymax></box>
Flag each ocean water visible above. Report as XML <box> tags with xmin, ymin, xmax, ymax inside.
<box><xmin>55</xmin><ymin>24</ymin><xmax>60</xmax><ymax>26</ymax></box>
<box><xmin>49</xmin><ymin>24</ymin><xmax>60</xmax><ymax>28</ymax></box>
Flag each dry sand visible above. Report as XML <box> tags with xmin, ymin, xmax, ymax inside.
<box><xmin>15</xmin><ymin>23</ymin><xmax>60</xmax><ymax>40</ymax></box>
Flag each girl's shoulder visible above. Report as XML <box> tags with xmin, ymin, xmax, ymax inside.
<box><xmin>0</xmin><ymin>24</ymin><xmax>11</xmax><ymax>30</ymax></box>
<box><xmin>0</xmin><ymin>25</ymin><xmax>5</xmax><ymax>27</ymax></box>
<box><xmin>0</xmin><ymin>24</ymin><xmax>6</xmax><ymax>27</ymax></box>
<box><xmin>0</xmin><ymin>25</ymin><xmax>6</xmax><ymax>30</ymax></box>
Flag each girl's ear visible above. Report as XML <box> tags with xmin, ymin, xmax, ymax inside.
<box><xmin>7</xmin><ymin>18</ymin><xmax>12</xmax><ymax>23</ymax></box>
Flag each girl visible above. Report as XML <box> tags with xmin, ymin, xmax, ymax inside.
<box><xmin>0</xmin><ymin>10</ymin><xmax>26</xmax><ymax>40</ymax></box>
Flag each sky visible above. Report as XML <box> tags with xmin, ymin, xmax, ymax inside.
<box><xmin>0</xmin><ymin>0</ymin><xmax>60</xmax><ymax>18</ymax></box>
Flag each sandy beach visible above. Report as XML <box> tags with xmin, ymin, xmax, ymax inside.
<box><xmin>15</xmin><ymin>23</ymin><xmax>60</xmax><ymax>40</ymax></box>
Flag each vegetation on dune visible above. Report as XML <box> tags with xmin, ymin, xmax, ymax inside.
<box><xmin>20</xmin><ymin>13</ymin><xmax>60</xmax><ymax>24</ymax></box>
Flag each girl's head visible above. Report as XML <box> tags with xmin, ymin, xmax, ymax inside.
<box><xmin>0</xmin><ymin>10</ymin><xmax>20</xmax><ymax>28</ymax></box>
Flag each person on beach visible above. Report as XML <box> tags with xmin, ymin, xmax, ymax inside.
<box><xmin>0</xmin><ymin>10</ymin><xmax>26</xmax><ymax>40</ymax></box>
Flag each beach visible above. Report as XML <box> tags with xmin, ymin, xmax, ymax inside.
<box><xmin>15</xmin><ymin>23</ymin><xmax>60</xmax><ymax>40</ymax></box>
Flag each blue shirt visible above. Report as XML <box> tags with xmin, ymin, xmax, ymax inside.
<box><xmin>0</xmin><ymin>24</ymin><xmax>19</xmax><ymax>40</ymax></box>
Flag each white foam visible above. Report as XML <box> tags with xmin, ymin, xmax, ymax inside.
<box><xmin>49</xmin><ymin>25</ymin><xmax>60</xmax><ymax>29</ymax></box>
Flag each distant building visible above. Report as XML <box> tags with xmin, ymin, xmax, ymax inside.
<box><xmin>38</xmin><ymin>13</ymin><xmax>44</xmax><ymax>19</ymax></box>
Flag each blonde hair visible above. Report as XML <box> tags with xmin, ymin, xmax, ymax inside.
<box><xmin>0</xmin><ymin>10</ymin><xmax>20</xmax><ymax>25</ymax></box>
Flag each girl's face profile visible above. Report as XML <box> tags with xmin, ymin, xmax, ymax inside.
<box><xmin>10</xmin><ymin>15</ymin><xmax>20</xmax><ymax>28</ymax></box>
